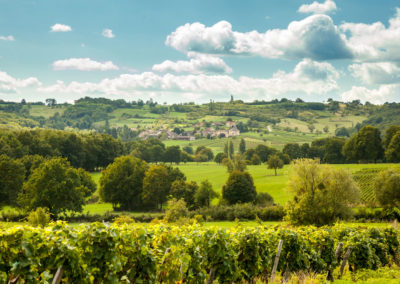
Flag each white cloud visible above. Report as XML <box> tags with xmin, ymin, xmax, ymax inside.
<box><xmin>340</xmin><ymin>8</ymin><xmax>400</xmax><ymax>62</ymax></box>
<box><xmin>39</xmin><ymin>59</ymin><xmax>338</xmax><ymax>101</ymax></box>
<box><xmin>50</xmin><ymin>23</ymin><xmax>72</xmax><ymax>32</ymax></box>
<box><xmin>341</xmin><ymin>85</ymin><xmax>399</xmax><ymax>104</ymax></box>
<box><xmin>298</xmin><ymin>0</ymin><xmax>337</xmax><ymax>14</ymax></box>
<box><xmin>102</xmin><ymin>29</ymin><xmax>115</xmax><ymax>38</ymax></box>
<box><xmin>166</xmin><ymin>15</ymin><xmax>352</xmax><ymax>60</ymax></box>
<box><xmin>0</xmin><ymin>71</ymin><xmax>41</xmax><ymax>94</ymax></box>
<box><xmin>152</xmin><ymin>53</ymin><xmax>232</xmax><ymax>74</ymax></box>
<box><xmin>0</xmin><ymin>35</ymin><xmax>15</xmax><ymax>41</ymax></box>
<box><xmin>349</xmin><ymin>62</ymin><xmax>400</xmax><ymax>84</ymax></box>
<box><xmin>52</xmin><ymin>58</ymin><xmax>119</xmax><ymax>71</ymax></box>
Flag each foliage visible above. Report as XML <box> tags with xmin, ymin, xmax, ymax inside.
<box><xmin>113</xmin><ymin>215</ymin><xmax>135</xmax><ymax>225</ymax></box>
<box><xmin>266</xmin><ymin>154</ymin><xmax>284</xmax><ymax>176</ymax></box>
<box><xmin>99</xmin><ymin>156</ymin><xmax>148</xmax><ymax>210</ymax></box>
<box><xmin>222</xmin><ymin>170</ymin><xmax>257</xmax><ymax>205</ymax></box>
<box><xmin>142</xmin><ymin>165</ymin><xmax>171</xmax><ymax>210</ymax></box>
<box><xmin>27</xmin><ymin>207</ymin><xmax>50</xmax><ymax>227</ymax></box>
<box><xmin>286</xmin><ymin>159</ymin><xmax>360</xmax><ymax>226</ymax></box>
<box><xmin>170</xmin><ymin>180</ymin><xmax>198</xmax><ymax>209</ymax></box>
<box><xmin>195</xmin><ymin>180</ymin><xmax>218</xmax><ymax>208</ymax></box>
<box><xmin>1</xmin><ymin>223</ymin><xmax>399</xmax><ymax>283</ymax></box>
<box><xmin>385</xmin><ymin>131</ymin><xmax>400</xmax><ymax>162</ymax></box>
<box><xmin>374</xmin><ymin>168</ymin><xmax>400</xmax><ymax>208</ymax></box>
<box><xmin>255</xmin><ymin>192</ymin><xmax>274</xmax><ymax>207</ymax></box>
<box><xmin>0</xmin><ymin>154</ymin><xmax>25</xmax><ymax>207</ymax></box>
<box><xmin>19</xmin><ymin>157</ymin><xmax>88</xmax><ymax>216</ymax></box>
<box><xmin>164</xmin><ymin>198</ymin><xmax>189</xmax><ymax>222</ymax></box>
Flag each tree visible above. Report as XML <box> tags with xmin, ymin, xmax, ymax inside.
<box><xmin>142</xmin><ymin>165</ymin><xmax>170</xmax><ymax>210</ymax></box>
<box><xmin>383</xmin><ymin>126</ymin><xmax>400</xmax><ymax>149</ymax></box>
<box><xmin>45</xmin><ymin>98</ymin><xmax>57</xmax><ymax>107</ymax></box>
<box><xmin>222</xmin><ymin>170</ymin><xmax>257</xmax><ymax>205</ymax></box>
<box><xmin>254</xmin><ymin>144</ymin><xmax>276</xmax><ymax>162</ymax></box>
<box><xmin>308</xmin><ymin>124</ymin><xmax>315</xmax><ymax>133</ymax></box>
<box><xmin>222</xmin><ymin>154</ymin><xmax>247</xmax><ymax>173</ymax></box>
<box><xmin>286</xmin><ymin>159</ymin><xmax>360</xmax><ymax>226</ymax></box>
<box><xmin>196</xmin><ymin>147</ymin><xmax>214</xmax><ymax>161</ymax></box>
<box><xmin>182</xmin><ymin>146</ymin><xmax>193</xmax><ymax>155</ymax></box>
<box><xmin>99</xmin><ymin>156</ymin><xmax>148</xmax><ymax>210</ymax></box>
<box><xmin>170</xmin><ymin>180</ymin><xmax>198</xmax><ymax>209</ymax></box>
<box><xmin>195</xmin><ymin>180</ymin><xmax>218</xmax><ymax>208</ymax></box>
<box><xmin>343</xmin><ymin>125</ymin><xmax>383</xmax><ymax>163</ymax></box>
<box><xmin>335</xmin><ymin>127</ymin><xmax>350</xmax><ymax>137</ymax></box>
<box><xmin>163</xmin><ymin>146</ymin><xmax>181</xmax><ymax>164</ymax></box>
<box><xmin>0</xmin><ymin>155</ymin><xmax>25</xmax><ymax>207</ymax></box>
<box><xmin>19</xmin><ymin>157</ymin><xmax>87</xmax><ymax>216</ymax></box>
<box><xmin>239</xmin><ymin>138</ymin><xmax>246</xmax><ymax>154</ymax></box>
<box><xmin>323</xmin><ymin>126</ymin><xmax>329</xmax><ymax>133</ymax></box>
<box><xmin>214</xmin><ymin>152</ymin><xmax>227</xmax><ymax>164</ymax></box>
<box><xmin>229</xmin><ymin>140</ymin><xmax>234</xmax><ymax>159</ymax></box>
<box><xmin>282</xmin><ymin>143</ymin><xmax>302</xmax><ymax>160</ymax></box>
<box><xmin>374</xmin><ymin>168</ymin><xmax>400</xmax><ymax>207</ymax></box>
<box><xmin>385</xmin><ymin>131</ymin><xmax>400</xmax><ymax>162</ymax></box>
<box><xmin>16</xmin><ymin>154</ymin><xmax>46</xmax><ymax>181</ymax></box>
<box><xmin>164</xmin><ymin>198</ymin><xmax>189</xmax><ymax>222</ymax></box>
<box><xmin>266</xmin><ymin>154</ymin><xmax>284</xmax><ymax>176</ymax></box>
<box><xmin>76</xmin><ymin>168</ymin><xmax>97</xmax><ymax>198</ymax></box>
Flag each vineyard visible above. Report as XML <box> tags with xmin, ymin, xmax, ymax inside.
<box><xmin>1</xmin><ymin>222</ymin><xmax>400</xmax><ymax>283</ymax></box>
<box><xmin>353</xmin><ymin>168</ymin><xmax>384</xmax><ymax>205</ymax></box>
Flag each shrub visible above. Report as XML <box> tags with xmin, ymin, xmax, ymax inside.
<box><xmin>164</xmin><ymin>198</ymin><xmax>189</xmax><ymax>223</ymax></box>
<box><xmin>255</xmin><ymin>192</ymin><xmax>274</xmax><ymax>207</ymax></box>
<box><xmin>27</xmin><ymin>207</ymin><xmax>50</xmax><ymax>227</ymax></box>
<box><xmin>113</xmin><ymin>215</ymin><xmax>135</xmax><ymax>224</ymax></box>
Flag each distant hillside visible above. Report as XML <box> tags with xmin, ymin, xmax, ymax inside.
<box><xmin>0</xmin><ymin>97</ymin><xmax>396</xmax><ymax>149</ymax></box>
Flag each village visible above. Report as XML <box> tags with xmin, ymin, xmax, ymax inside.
<box><xmin>138</xmin><ymin>120</ymin><xmax>241</xmax><ymax>140</ymax></box>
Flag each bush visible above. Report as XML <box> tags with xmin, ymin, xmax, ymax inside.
<box><xmin>27</xmin><ymin>207</ymin><xmax>50</xmax><ymax>227</ymax></box>
<box><xmin>113</xmin><ymin>215</ymin><xmax>135</xmax><ymax>224</ymax></box>
<box><xmin>192</xmin><ymin>204</ymin><xmax>285</xmax><ymax>221</ymax></box>
<box><xmin>255</xmin><ymin>192</ymin><xmax>274</xmax><ymax>207</ymax></box>
<box><xmin>164</xmin><ymin>198</ymin><xmax>189</xmax><ymax>222</ymax></box>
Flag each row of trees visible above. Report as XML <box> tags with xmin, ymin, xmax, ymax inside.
<box><xmin>281</xmin><ymin>125</ymin><xmax>400</xmax><ymax>164</ymax></box>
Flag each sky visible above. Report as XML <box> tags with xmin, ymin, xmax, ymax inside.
<box><xmin>0</xmin><ymin>0</ymin><xmax>400</xmax><ymax>104</ymax></box>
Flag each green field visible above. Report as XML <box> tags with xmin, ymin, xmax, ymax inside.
<box><xmin>175</xmin><ymin>162</ymin><xmax>399</xmax><ymax>205</ymax></box>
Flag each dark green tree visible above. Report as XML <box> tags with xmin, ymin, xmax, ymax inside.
<box><xmin>19</xmin><ymin>157</ymin><xmax>87</xmax><ymax>216</ymax></box>
<box><xmin>374</xmin><ymin>168</ymin><xmax>400</xmax><ymax>207</ymax></box>
<box><xmin>222</xmin><ymin>170</ymin><xmax>257</xmax><ymax>205</ymax></box>
<box><xmin>99</xmin><ymin>156</ymin><xmax>148</xmax><ymax>210</ymax></box>
<box><xmin>386</xmin><ymin>131</ymin><xmax>400</xmax><ymax>162</ymax></box>
<box><xmin>0</xmin><ymin>155</ymin><xmax>25</xmax><ymax>207</ymax></box>
<box><xmin>195</xmin><ymin>180</ymin><xmax>218</xmax><ymax>208</ymax></box>
<box><xmin>163</xmin><ymin>146</ymin><xmax>181</xmax><ymax>164</ymax></box>
<box><xmin>283</xmin><ymin>143</ymin><xmax>302</xmax><ymax>160</ymax></box>
<box><xmin>142</xmin><ymin>165</ymin><xmax>171</xmax><ymax>210</ymax></box>
<box><xmin>239</xmin><ymin>138</ymin><xmax>246</xmax><ymax>154</ymax></box>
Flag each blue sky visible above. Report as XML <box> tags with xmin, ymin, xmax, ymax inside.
<box><xmin>0</xmin><ymin>0</ymin><xmax>400</xmax><ymax>104</ymax></box>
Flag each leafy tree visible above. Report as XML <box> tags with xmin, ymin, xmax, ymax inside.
<box><xmin>99</xmin><ymin>156</ymin><xmax>148</xmax><ymax>210</ymax></box>
<box><xmin>343</xmin><ymin>125</ymin><xmax>383</xmax><ymax>163</ymax></box>
<box><xmin>142</xmin><ymin>165</ymin><xmax>170</xmax><ymax>210</ymax></box>
<box><xmin>0</xmin><ymin>155</ymin><xmax>25</xmax><ymax>207</ymax></box>
<box><xmin>266</xmin><ymin>154</ymin><xmax>284</xmax><ymax>176</ymax></box>
<box><xmin>322</xmin><ymin>137</ymin><xmax>346</xmax><ymax>164</ymax></box>
<box><xmin>323</xmin><ymin>126</ymin><xmax>329</xmax><ymax>133</ymax></box>
<box><xmin>283</xmin><ymin>143</ymin><xmax>302</xmax><ymax>160</ymax></box>
<box><xmin>170</xmin><ymin>180</ymin><xmax>198</xmax><ymax>209</ymax></box>
<box><xmin>250</xmin><ymin>153</ymin><xmax>261</xmax><ymax>165</ymax></box>
<box><xmin>254</xmin><ymin>144</ymin><xmax>276</xmax><ymax>162</ymax></box>
<box><xmin>255</xmin><ymin>192</ymin><xmax>274</xmax><ymax>207</ymax></box>
<box><xmin>163</xmin><ymin>146</ymin><xmax>181</xmax><ymax>164</ymax></box>
<box><xmin>182</xmin><ymin>146</ymin><xmax>193</xmax><ymax>154</ymax></box>
<box><xmin>383</xmin><ymin>126</ymin><xmax>400</xmax><ymax>149</ymax></box>
<box><xmin>335</xmin><ymin>127</ymin><xmax>350</xmax><ymax>137</ymax></box>
<box><xmin>374</xmin><ymin>168</ymin><xmax>400</xmax><ymax>207</ymax></box>
<box><xmin>308</xmin><ymin>124</ymin><xmax>315</xmax><ymax>133</ymax></box>
<box><xmin>222</xmin><ymin>154</ymin><xmax>247</xmax><ymax>173</ymax></box>
<box><xmin>385</xmin><ymin>131</ymin><xmax>400</xmax><ymax>162</ymax></box>
<box><xmin>229</xmin><ymin>140</ymin><xmax>234</xmax><ymax>159</ymax></box>
<box><xmin>19</xmin><ymin>157</ymin><xmax>87</xmax><ymax>216</ymax></box>
<box><xmin>286</xmin><ymin>159</ymin><xmax>360</xmax><ymax>226</ymax></box>
<box><xmin>195</xmin><ymin>180</ymin><xmax>218</xmax><ymax>208</ymax></box>
<box><xmin>222</xmin><ymin>170</ymin><xmax>257</xmax><ymax>205</ymax></box>
<box><xmin>196</xmin><ymin>147</ymin><xmax>214</xmax><ymax>161</ymax></box>
<box><xmin>16</xmin><ymin>154</ymin><xmax>46</xmax><ymax>180</ymax></box>
<box><xmin>239</xmin><ymin>138</ymin><xmax>246</xmax><ymax>154</ymax></box>
<box><xmin>76</xmin><ymin>168</ymin><xmax>97</xmax><ymax>198</ymax></box>
<box><xmin>214</xmin><ymin>152</ymin><xmax>227</xmax><ymax>164</ymax></box>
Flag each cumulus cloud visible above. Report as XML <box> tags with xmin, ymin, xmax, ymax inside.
<box><xmin>341</xmin><ymin>85</ymin><xmax>399</xmax><ymax>104</ymax></box>
<box><xmin>152</xmin><ymin>53</ymin><xmax>232</xmax><ymax>74</ymax></box>
<box><xmin>0</xmin><ymin>35</ymin><xmax>15</xmax><ymax>41</ymax></box>
<box><xmin>50</xmin><ymin>23</ymin><xmax>72</xmax><ymax>32</ymax></box>
<box><xmin>38</xmin><ymin>59</ymin><xmax>338</xmax><ymax>101</ymax></box>
<box><xmin>349</xmin><ymin>62</ymin><xmax>400</xmax><ymax>84</ymax></box>
<box><xmin>166</xmin><ymin>15</ymin><xmax>352</xmax><ymax>61</ymax></box>
<box><xmin>0</xmin><ymin>71</ymin><xmax>41</xmax><ymax>94</ymax></box>
<box><xmin>102</xmin><ymin>29</ymin><xmax>115</xmax><ymax>38</ymax></box>
<box><xmin>341</xmin><ymin>8</ymin><xmax>400</xmax><ymax>61</ymax></box>
<box><xmin>52</xmin><ymin>58</ymin><xmax>119</xmax><ymax>71</ymax></box>
<box><xmin>298</xmin><ymin>0</ymin><xmax>337</xmax><ymax>14</ymax></box>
